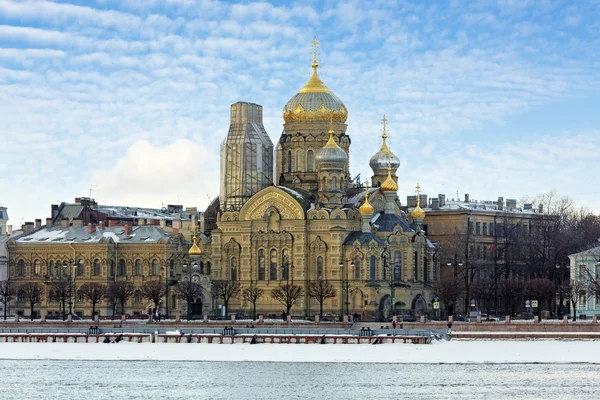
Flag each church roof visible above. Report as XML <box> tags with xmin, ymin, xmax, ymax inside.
<box><xmin>343</xmin><ymin>231</ymin><xmax>384</xmax><ymax>246</ymax></box>
<box><xmin>277</xmin><ymin>186</ymin><xmax>313</xmax><ymax>210</ymax></box>
<box><xmin>371</xmin><ymin>212</ymin><xmax>414</xmax><ymax>233</ymax></box>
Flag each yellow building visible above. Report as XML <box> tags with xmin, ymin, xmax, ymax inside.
<box><xmin>202</xmin><ymin>39</ymin><xmax>439</xmax><ymax>321</ymax></box>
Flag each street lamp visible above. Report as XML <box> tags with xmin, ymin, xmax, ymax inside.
<box><xmin>63</xmin><ymin>262</ymin><xmax>77</xmax><ymax>317</ymax></box>
<box><xmin>446</xmin><ymin>258</ymin><xmax>463</xmax><ymax>316</ymax></box>
<box><xmin>339</xmin><ymin>261</ymin><xmax>351</xmax><ymax>317</ymax></box>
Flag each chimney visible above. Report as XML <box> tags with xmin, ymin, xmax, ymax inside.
<box><xmin>51</xmin><ymin>204</ymin><xmax>59</xmax><ymax>219</ymax></box>
<box><xmin>431</xmin><ymin>198</ymin><xmax>440</xmax><ymax>210</ymax></box>
<box><xmin>23</xmin><ymin>222</ymin><xmax>35</xmax><ymax>233</ymax></box>
<box><xmin>72</xmin><ymin>218</ymin><xmax>83</xmax><ymax>228</ymax></box>
<box><xmin>419</xmin><ymin>194</ymin><xmax>428</xmax><ymax>208</ymax></box>
<box><xmin>407</xmin><ymin>195</ymin><xmax>417</xmax><ymax>207</ymax></box>
<box><xmin>538</xmin><ymin>204</ymin><xmax>544</xmax><ymax>213</ymax></box>
<box><xmin>506</xmin><ymin>199</ymin><xmax>517</xmax><ymax>209</ymax></box>
<box><xmin>524</xmin><ymin>203</ymin><xmax>533</xmax><ymax>210</ymax></box>
<box><xmin>124</xmin><ymin>224</ymin><xmax>132</xmax><ymax>235</ymax></box>
<box><xmin>88</xmin><ymin>223</ymin><xmax>96</xmax><ymax>234</ymax></box>
<box><xmin>497</xmin><ymin>197</ymin><xmax>504</xmax><ymax>211</ymax></box>
<box><xmin>46</xmin><ymin>218</ymin><xmax>53</xmax><ymax>227</ymax></box>
<box><xmin>7</xmin><ymin>225</ymin><xmax>13</xmax><ymax>235</ymax></box>
<box><xmin>60</xmin><ymin>218</ymin><xmax>69</xmax><ymax>228</ymax></box>
<box><xmin>160</xmin><ymin>219</ymin><xmax>166</xmax><ymax>229</ymax></box>
<box><xmin>438</xmin><ymin>194</ymin><xmax>446</xmax><ymax>207</ymax></box>
<box><xmin>35</xmin><ymin>219</ymin><xmax>42</xmax><ymax>229</ymax></box>
<box><xmin>108</xmin><ymin>220</ymin><xmax>116</xmax><ymax>227</ymax></box>
<box><xmin>98</xmin><ymin>221</ymin><xmax>104</xmax><ymax>230</ymax></box>
<box><xmin>464</xmin><ymin>193</ymin><xmax>470</xmax><ymax>203</ymax></box>
<box><xmin>137</xmin><ymin>218</ymin><xmax>145</xmax><ymax>226</ymax></box>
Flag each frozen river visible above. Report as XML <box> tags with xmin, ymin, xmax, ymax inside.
<box><xmin>1</xmin><ymin>341</ymin><xmax>600</xmax><ymax>399</ymax></box>
<box><xmin>1</xmin><ymin>359</ymin><xmax>599</xmax><ymax>400</ymax></box>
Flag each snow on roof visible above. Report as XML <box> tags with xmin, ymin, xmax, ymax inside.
<box><xmin>15</xmin><ymin>226</ymin><xmax>172</xmax><ymax>244</ymax></box>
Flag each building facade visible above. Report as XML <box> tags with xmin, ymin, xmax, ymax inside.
<box><xmin>569</xmin><ymin>245</ymin><xmax>600</xmax><ymax>318</ymax></box>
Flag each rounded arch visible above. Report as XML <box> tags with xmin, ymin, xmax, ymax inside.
<box><xmin>239</xmin><ymin>186</ymin><xmax>305</xmax><ymax>221</ymax></box>
<box><xmin>411</xmin><ymin>294</ymin><xmax>428</xmax><ymax>316</ymax></box>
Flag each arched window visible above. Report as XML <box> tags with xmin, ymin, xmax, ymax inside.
<box><xmin>423</xmin><ymin>258</ymin><xmax>429</xmax><ymax>282</ymax></box>
<box><xmin>109</xmin><ymin>261</ymin><xmax>115</xmax><ymax>277</ymax></box>
<box><xmin>394</xmin><ymin>251</ymin><xmax>401</xmax><ymax>281</ymax></box>
<box><xmin>322</xmin><ymin>177</ymin><xmax>326</xmax><ymax>190</ymax></box>
<box><xmin>258</xmin><ymin>250</ymin><xmax>265</xmax><ymax>281</ymax></box>
<box><xmin>331</xmin><ymin>176</ymin><xmax>337</xmax><ymax>191</ymax></box>
<box><xmin>206</xmin><ymin>262</ymin><xmax>211</xmax><ymax>275</ymax></box>
<box><xmin>152</xmin><ymin>260</ymin><xmax>158</xmax><ymax>276</ymax></box>
<box><xmin>269</xmin><ymin>249</ymin><xmax>277</xmax><ymax>280</ymax></box>
<box><xmin>33</xmin><ymin>260</ymin><xmax>40</xmax><ymax>276</ymax></box>
<box><xmin>296</xmin><ymin>150</ymin><xmax>301</xmax><ymax>171</ymax></box>
<box><xmin>317</xmin><ymin>256</ymin><xmax>323</xmax><ymax>279</ymax></box>
<box><xmin>93</xmin><ymin>259</ymin><xmax>101</xmax><ymax>276</ymax></box>
<box><xmin>199</xmin><ymin>261</ymin><xmax>204</xmax><ymax>274</ymax></box>
<box><xmin>414</xmin><ymin>251</ymin><xmax>419</xmax><ymax>280</ymax></box>
<box><xmin>282</xmin><ymin>249</ymin><xmax>289</xmax><ymax>281</ymax></box>
<box><xmin>169</xmin><ymin>259</ymin><xmax>175</xmax><ymax>277</ymax></box>
<box><xmin>135</xmin><ymin>259</ymin><xmax>142</xmax><ymax>276</ymax></box>
<box><xmin>369</xmin><ymin>256</ymin><xmax>376</xmax><ymax>280</ymax></box>
<box><xmin>307</xmin><ymin>150</ymin><xmax>314</xmax><ymax>172</ymax></box>
<box><xmin>354</xmin><ymin>258</ymin><xmax>361</xmax><ymax>280</ymax></box>
<box><xmin>17</xmin><ymin>260</ymin><xmax>25</xmax><ymax>276</ymax></box>
<box><xmin>287</xmin><ymin>151</ymin><xmax>292</xmax><ymax>173</ymax></box>
<box><xmin>77</xmin><ymin>259</ymin><xmax>84</xmax><ymax>276</ymax></box>
<box><xmin>231</xmin><ymin>257</ymin><xmax>237</xmax><ymax>281</ymax></box>
<box><xmin>49</xmin><ymin>261</ymin><xmax>55</xmax><ymax>276</ymax></box>
<box><xmin>134</xmin><ymin>291</ymin><xmax>142</xmax><ymax>303</ymax></box>
<box><xmin>119</xmin><ymin>259</ymin><xmax>126</xmax><ymax>276</ymax></box>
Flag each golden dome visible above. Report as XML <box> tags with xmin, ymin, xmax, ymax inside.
<box><xmin>359</xmin><ymin>185</ymin><xmax>374</xmax><ymax>215</ymax></box>
<box><xmin>188</xmin><ymin>235</ymin><xmax>202</xmax><ymax>257</ymax></box>
<box><xmin>282</xmin><ymin>37</ymin><xmax>347</xmax><ymax>123</ymax></box>
<box><xmin>410</xmin><ymin>204</ymin><xmax>426</xmax><ymax>219</ymax></box>
<box><xmin>380</xmin><ymin>166</ymin><xmax>399</xmax><ymax>192</ymax></box>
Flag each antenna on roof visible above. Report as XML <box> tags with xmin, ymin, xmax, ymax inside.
<box><xmin>89</xmin><ymin>184</ymin><xmax>97</xmax><ymax>199</ymax></box>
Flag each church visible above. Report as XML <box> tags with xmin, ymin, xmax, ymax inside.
<box><xmin>200</xmin><ymin>39</ymin><xmax>440</xmax><ymax>321</ymax></box>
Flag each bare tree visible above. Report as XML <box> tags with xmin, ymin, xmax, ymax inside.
<box><xmin>47</xmin><ymin>279</ymin><xmax>72</xmax><ymax>321</ymax></box>
<box><xmin>525</xmin><ymin>278</ymin><xmax>556</xmax><ymax>316</ymax></box>
<box><xmin>0</xmin><ymin>280</ymin><xmax>16</xmax><ymax>321</ymax></box>
<box><xmin>107</xmin><ymin>281</ymin><xmax>135</xmax><ymax>317</ymax></box>
<box><xmin>497</xmin><ymin>278</ymin><xmax>524</xmax><ymax>316</ymax></box>
<box><xmin>176</xmin><ymin>281</ymin><xmax>204</xmax><ymax>320</ymax></box>
<box><xmin>271</xmin><ymin>283</ymin><xmax>304</xmax><ymax>317</ymax></box>
<box><xmin>211</xmin><ymin>280</ymin><xmax>240</xmax><ymax>317</ymax></box>
<box><xmin>565</xmin><ymin>279</ymin><xmax>588</xmax><ymax>321</ymax></box>
<box><xmin>307</xmin><ymin>280</ymin><xmax>336</xmax><ymax>318</ymax></box>
<box><xmin>78</xmin><ymin>282</ymin><xmax>108</xmax><ymax>318</ymax></box>
<box><xmin>18</xmin><ymin>282</ymin><xmax>42</xmax><ymax>320</ymax></box>
<box><xmin>432</xmin><ymin>275</ymin><xmax>463</xmax><ymax>317</ymax></box>
<box><xmin>140</xmin><ymin>280</ymin><xmax>167</xmax><ymax>315</ymax></box>
<box><xmin>471</xmin><ymin>278</ymin><xmax>496</xmax><ymax>319</ymax></box>
<box><xmin>242</xmin><ymin>286</ymin><xmax>264</xmax><ymax>320</ymax></box>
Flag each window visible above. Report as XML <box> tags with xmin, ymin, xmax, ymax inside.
<box><xmin>152</xmin><ymin>260</ymin><xmax>158</xmax><ymax>276</ymax></box>
<box><xmin>490</xmin><ymin>223</ymin><xmax>495</xmax><ymax>237</ymax></box>
<box><xmin>369</xmin><ymin>256</ymin><xmax>376</xmax><ymax>280</ymax></box>
<box><xmin>307</xmin><ymin>150</ymin><xmax>314</xmax><ymax>172</ymax></box>
<box><xmin>414</xmin><ymin>252</ymin><xmax>419</xmax><ymax>280</ymax></box>
<box><xmin>296</xmin><ymin>150</ymin><xmax>301</xmax><ymax>171</ymax></box>
<box><xmin>469</xmin><ymin>222</ymin><xmax>474</xmax><ymax>234</ymax></box>
<box><xmin>170</xmin><ymin>260</ymin><xmax>175</xmax><ymax>278</ymax></box>
<box><xmin>119</xmin><ymin>259</ymin><xmax>126</xmax><ymax>276</ymax></box>
<box><xmin>17</xmin><ymin>260</ymin><xmax>25</xmax><ymax>276</ymax></box>
<box><xmin>77</xmin><ymin>259</ymin><xmax>84</xmax><ymax>276</ymax></box>
<box><xmin>49</xmin><ymin>261</ymin><xmax>55</xmax><ymax>276</ymax></box>
<box><xmin>287</xmin><ymin>151</ymin><xmax>292</xmax><ymax>173</ymax></box>
<box><xmin>317</xmin><ymin>256</ymin><xmax>323</xmax><ymax>279</ymax></box>
<box><xmin>206</xmin><ymin>262</ymin><xmax>211</xmax><ymax>275</ymax></box>
<box><xmin>596</xmin><ymin>264</ymin><xmax>600</xmax><ymax>279</ymax></box>
<box><xmin>231</xmin><ymin>257</ymin><xmax>237</xmax><ymax>281</ymax></box>
<box><xmin>282</xmin><ymin>249</ymin><xmax>289</xmax><ymax>281</ymax></box>
<box><xmin>354</xmin><ymin>258</ymin><xmax>361</xmax><ymax>280</ymax></box>
<box><xmin>134</xmin><ymin>291</ymin><xmax>142</xmax><ymax>303</ymax></box>
<box><xmin>331</xmin><ymin>176</ymin><xmax>337</xmax><ymax>191</ymax></box>
<box><xmin>476</xmin><ymin>222</ymin><xmax>481</xmax><ymax>235</ymax></box>
<box><xmin>258</xmin><ymin>250</ymin><xmax>265</xmax><ymax>281</ymax></box>
<box><xmin>393</xmin><ymin>251</ymin><xmax>401</xmax><ymax>281</ymax></box>
<box><xmin>270</xmin><ymin>249</ymin><xmax>277</xmax><ymax>280</ymax></box>
<box><xmin>33</xmin><ymin>260</ymin><xmax>40</xmax><ymax>276</ymax></box>
<box><xmin>483</xmin><ymin>222</ymin><xmax>488</xmax><ymax>236</ymax></box>
<box><xmin>135</xmin><ymin>259</ymin><xmax>142</xmax><ymax>276</ymax></box>
<box><xmin>93</xmin><ymin>259</ymin><xmax>101</xmax><ymax>276</ymax></box>
<box><xmin>109</xmin><ymin>261</ymin><xmax>115</xmax><ymax>277</ymax></box>
<box><xmin>423</xmin><ymin>258</ymin><xmax>429</xmax><ymax>282</ymax></box>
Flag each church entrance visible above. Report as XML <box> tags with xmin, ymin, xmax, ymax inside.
<box><xmin>190</xmin><ymin>298</ymin><xmax>203</xmax><ymax>318</ymax></box>
<box><xmin>378</xmin><ymin>294</ymin><xmax>392</xmax><ymax>321</ymax></box>
<box><xmin>411</xmin><ymin>294</ymin><xmax>428</xmax><ymax>317</ymax></box>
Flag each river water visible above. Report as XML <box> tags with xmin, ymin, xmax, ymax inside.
<box><xmin>1</xmin><ymin>360</ymin><xmax>598</xmax><ymax>400</ymax></box>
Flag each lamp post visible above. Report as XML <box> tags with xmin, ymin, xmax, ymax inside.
<box><xmin>339</xmin><ymin>261</ymin><xmax>350</xmax><ymax>318</ymax></box>
<box><xmin>555</xmin><ymin>263</ymin><xmax>570</xmax><ymax>317</ymax></box>
<box><xmin>63</xmin><ymin>262</ymin><xmax>77</xmax><ymax>317</ymax></box>
<box><xmin>447</xmin><ymin>258</ymin><xmax>463</xmax><ymax>316</ymax></box>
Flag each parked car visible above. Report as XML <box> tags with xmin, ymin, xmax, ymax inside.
<box><xmin>46</xmin><ymin>313</ymin><xmax>82</xmax><ymax>320</ymax></box>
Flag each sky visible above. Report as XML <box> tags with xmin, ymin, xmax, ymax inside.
<box><xmin>1</xmin><ymin>0</ymin><xmax>599</xmax><ymax>226</ymax></box>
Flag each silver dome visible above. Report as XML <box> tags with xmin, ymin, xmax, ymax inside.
<box><xmin>369</xmin><ymin>150</ymin><xmax>400</xmax><ymax>172</ymax></box>
<box><xmin>316</xmin><ymin>145</ymin><xmax>348</xmax><ymax>165</ymax></box>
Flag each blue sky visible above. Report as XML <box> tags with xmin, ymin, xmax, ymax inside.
<box><xmin>1</xmin><ymin>0</ymin><xmax>599</xmax><ymax>226</ymax></box>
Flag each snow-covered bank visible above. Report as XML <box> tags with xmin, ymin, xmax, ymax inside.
<box><xmin>0</xmin><ymin>340</ymin><xmax>599</xmax><ymax>364</ymax></box>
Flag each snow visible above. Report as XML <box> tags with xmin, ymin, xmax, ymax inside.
<box><xmin>1</xmin><ymin>340</ymin><xmax>600</xmax><ymax>363</ymax></box>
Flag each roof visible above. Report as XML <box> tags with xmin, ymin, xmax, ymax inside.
<box><xmin>422</xmin><ymin>200</ymin><xmax>539</xmax><ymax>215</ymax></box>
<box><xmin>277</xmin><ymin>186</ymin><xmax>313</xmax><ymax>210</ymax></box>
<box><xmin>343</xmin><ymin>231</ymin><xmax>384</xmax><ymax>246</ymax></box>
<box><xmin>53</xmin><ymin>204</ymin><xmax>84</xmax><ymax>223</ymax></box>
<box><xmin>14</xmin><ymin>225</ymin><xmax>175</xmax><ymax>244</ymax></box>
<box><xmin>372</xmin><ymin>212</ymin><xmax>414</xmax><ymax>233</ymax></box>
<box><xmin>569</xmin><ymin>245</ymin><xmax>600</xmax><ymax>259</ymax></box>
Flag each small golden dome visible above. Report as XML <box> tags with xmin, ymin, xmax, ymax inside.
<box><xmin>410</xmin><ymin>204</ymin><xmax>426</xmax><ymax>219</ymax></box>
<box><xmin>188</xmin><ymin>235</ymin><xmax>202</xmax><ymax>256</ymax></box>
<box><xmin>380</xmin><ymin>167</ymin><xmax>398</xmax><ymax>192</ymax></box>
<box><xmin>359</xmin><ymin>185</ymin><xmax>374</xmax><ymax>215</ymax></box>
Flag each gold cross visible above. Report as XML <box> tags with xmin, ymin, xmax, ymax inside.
<box><xmin>382</xmin><ymin>115</ymin><xmax>388</xmax><ymax>139</ymax></box>
<box><xmin>312</xmin><ymin>36</ymin><xmax>319</xmax><ymax>63</ymax></box>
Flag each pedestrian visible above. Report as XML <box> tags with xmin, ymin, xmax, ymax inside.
<box><xmin>156</xmin><ymin>310</ymin><xmax>161</xmax><ymax>322</ymax></box>
<box><xmin>392</xmin><ymin>320</ymin><xmax>397</xmax><ymax>329</ymax></box>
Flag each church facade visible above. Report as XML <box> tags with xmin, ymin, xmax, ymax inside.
<box><xmin>202</xmin><ymin>41</ymin><xmax>440</xmax><ymax>321</ymax></box>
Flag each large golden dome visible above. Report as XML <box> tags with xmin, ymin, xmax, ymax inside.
<box><xmin>283</xmin><ymin>38</ymin><xmax>347</xmax><ymax>123</ymax></box>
